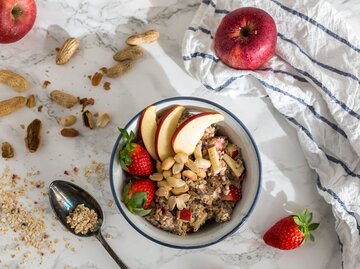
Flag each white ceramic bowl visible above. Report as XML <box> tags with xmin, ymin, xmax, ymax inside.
<box><xmin>110</xmin><ymin>97</ymin><xmax>261</xmax><ymax>249</ymax></box>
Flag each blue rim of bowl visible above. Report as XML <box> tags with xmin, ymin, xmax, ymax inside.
<box><xmin>109</xmin><ymin>96</ymin><xmax>262</xmax><ymax>249</ymax></box>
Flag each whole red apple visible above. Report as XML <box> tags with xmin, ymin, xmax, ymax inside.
<box><xmin>0</xmin><ymin>0</ymin><xmax>37</xmax><ymax>44</ymax></box>
<box><xmin>214</xmin><ymin>7</ymin><xmax>277</xmax><ymax>70</ymax></box>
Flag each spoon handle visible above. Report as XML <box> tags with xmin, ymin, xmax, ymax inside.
<box><xmin>96</xmin><ymin>231</ymin><xmax>129</xmax><ymax>269</ymax></box>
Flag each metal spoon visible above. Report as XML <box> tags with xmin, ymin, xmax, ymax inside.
<box><xmin>48</xmin><ymin>180</ymin><xmax>128</xmax><ymax>269</ymax></box>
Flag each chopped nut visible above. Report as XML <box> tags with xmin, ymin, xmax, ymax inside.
<box><xmin>91</xmin><ymin>72</ymin><xmax>103</xmax><ymax>86</ymax></box>
<box><xmin>171</xmin><ymin>184</ymin><xmax>189</xmax><ymax>195</ymax></box>
<box><xmin>162</xmin><ymin>170</ymin><xmax>172</xmax><ymax>179</ymax></box>
<box><xmin>96</xmin><ymin>113</ymin><xmax>110</xmax><ymax>128</ymax></box>
<box><xmin>155</xmin><ymin>186</ymin><xmax>171</xmax><ymax>198</ymax></box>
<box><xmin>174</xmin><ymin>152</ymin><xmax>188</xmax><ymax>164</ymax></box>
<box><xmin>175</xmin><ymin>193</ymin><xmax>190</xmax><ymax>210</ymax></box>
<box><xmin>194</xmin><ymin>143</ymin><xmax>202</xmax><ymax>159</ymax></box>
<box><xmin>100</xmin><ymin>67</ymin><xmax>108</xmax><ymax>74</ymax></box>
<box><xmin>173</xmin><ymin>173</ymin><xmax>181</xmax><ymax>179</ymax></box>
<box><xmin>37</xmin><ymin>105</ymin><xmax>43</xmax><ymax>112</ymax></box>
<box><xmin>157</xmin><ymin>180</ymin><xmax>170</xmax><ymax>188</ymax></box>
<box><xmin>168</xmin><ymin>196</ymin><xmax>176</xmax><ymax>211</ymax></box>
<box><xmin>172</xmin><ymin>163</ymin><xmax>184</xmax><ymax>175</ymax></box>
<box><xmin>166</xmin><ymin>177</ymin><xmax>186</xmax><ymax>188</ymax></box>
<box><xmin>103</xmin><ymin>82</ymin><xmax>111</xmax><ymax>91</ymax></box>
<box><xmin>149</xmin><ymin>173</ymin><xmax>163</xmax><ymax>182</ymax></box>
<box><xmin>156</xmin><ymin>161</ymin><xmax>163</xmax><ymax>173</ymax></box>
<box><xmin>195</xmin><ymin>158</ymin><xmax>211</xmax><ymax>169</ymax></box>
<box><xmin>182</xmin><ymin>170</ymin><xmax>198</xmax><ymax>181</ymax></box>
<box><xmin>1</xmin><ymin>142</ymin><xmax>14</xmax><ymax>159</ymax></box>
<box><xmin>161</xmin><ymin>157</ymin><xmax>175</xmax><ymax>170</ymax></box>
<box><xmin>42</xmin><ymin>80</ymin><xmax>51</xmax><ymax>89</ymax></box>
<box><xmin>184</xmin><ymin>159</ymin><xmax>199</xmax><ymax>174</ymax></box>
<box><xmin>82</xmin><ymin>110</ymin><xmax>95</xmax><ymax>129</ymax></box>
<box><xmin>59</xmin><ymin>115</ymin><xmax>77</xmax><ymax>127</ymax></box>
<box><xmin>26</xmin><ymin>95</ymin><xmax>36</xmax><ymax>108</ymax></box>
<box><xmin>79</xmin><ymin>97</ymin><xmax>95</xmax><ymax>112</ymax></box>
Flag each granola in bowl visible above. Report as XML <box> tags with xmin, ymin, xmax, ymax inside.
<box><xmin>118</xmin><ymin>104</ymin><xmax>245</xmax><ymax>236</ymax></box>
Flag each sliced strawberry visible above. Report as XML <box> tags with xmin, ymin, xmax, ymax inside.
<box><xmin>178</xmin><ymin>209</ymin><xmax>192</xmax><ymax>222</ymax></box>
<box><xmin>122</xmin><ymin>179</ymin><xmax>156</xmax><ymax>216</ymax></box>
<box><xmin>222</xmin><ymin>185</ymin><xmax>241</xmax><ymax>201</ymax></box>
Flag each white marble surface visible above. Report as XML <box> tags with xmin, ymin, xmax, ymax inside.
<box><xmin>1</xmin><ymin>0</ymin><xmax>359</xmax><ymax>268</ymax></box>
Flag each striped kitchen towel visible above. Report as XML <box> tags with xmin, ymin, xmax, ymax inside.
<box><xmin>182</xmin><ymin>0</ymin><xmax>360</xmax><ymax>267</ymax></box>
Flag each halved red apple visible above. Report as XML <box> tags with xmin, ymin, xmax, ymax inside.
<box><xmin>155</xmin><ymin>105</ymin><xmax>185</xmax><ymax>161</ymax></box>
<box><xmin>171</xmin><ymin>112</ymin><xmax>224</xmax><ymax>155</ymax></box>
<box><xmin>139</xmin><ymin>105</ymin><xmax>158</xmax><ymax>160</ymax></box>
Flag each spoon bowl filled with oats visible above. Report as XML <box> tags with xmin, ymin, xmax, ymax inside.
<box><xmin>49</xmin><ymin>180</ymin><xmax>128</xmax><ymax>269</ymax></box>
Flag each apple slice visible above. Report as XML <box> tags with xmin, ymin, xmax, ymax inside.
<box><xmin>178</xmin><ymin>209</ymin><xmax>192</xmax><ymax>222</ymax></box>
<box><xmin>139</xmin><ymin>105</ymin><xmax>158</xmax><ymax>160</ymax></box>
<box><xmin>172</xmin><ymin>112</ymin><xmax>224</xmax><ymax>155</ymax></box>
<box><xmin>208</xmin><ymin>145</ymin><xmax>222</xmax><ymax>174</ymax></box>
<box><xmin>223</xmin><ymin>153</ymin><xmax>245</xmax><ymax>179</ymax></box>
<box><xmin>155</xmin><ymin>105</ymin><xmax>185</xmax><ymax>161</ymax></box>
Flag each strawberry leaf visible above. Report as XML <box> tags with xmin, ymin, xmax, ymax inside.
<box><xmin>305</xmin><ymin>212</ymin><xmax>313</xmax><ymax>223</ymax></box>
<box><xmin>308</xmin><ymin>223</ymin><xmax>320</xmax><ymax>231</ymax></box>
<box><xmin>122</xmin><ymin>181</ymin><xmax>132</xmax><ymax>204</ymax></box>
<box><xmin>132</xmin><ymin>208</ymin><xmax>152</xmax><ymax>216</ymax></box>
<box><xmin>127</xmin><ymin>192</ymin><xmax>147</xmax><ymax>210</ymax></box>
<box><xmin>118</xmin><ymin>128</ymin><xmax>129</xmax><ymax>140</ymax></box>
<box><xmin>309</xmin><ymin>233</ymin><xmax>315</xmax><ymax>241</ymax></box>
<box><xmin>293</xmin><ymin>216</ymin><xmax>303</xmax><ymax>226</ymax></box>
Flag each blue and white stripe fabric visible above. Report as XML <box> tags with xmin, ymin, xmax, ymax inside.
<box><xmin>182</xmin><ymin>0</ymin><xmax>360</xmax><ymax>267</ymax></box>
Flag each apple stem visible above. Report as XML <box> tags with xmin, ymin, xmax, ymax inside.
<box><xmin>11</xmin><ymin>5</ymin><xmax>23</xmax><ymax>20</ymax></box>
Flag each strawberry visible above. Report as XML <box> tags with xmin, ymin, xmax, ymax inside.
<box><xmin>122</xmin><ymin>179</ymin><xmax>156</xmax><ymax>216</ymax></box>
<box><xmin>118</xmin><ymin>128</ymin><xmax>154</xmax><ymax>177</ymax></box>
<box><xmin>263</xmin><ymin>209</ymin><xmax>320</xmax><ymax>250</ymax></box>
<box><xmin>222</xmin><ymin>185</ymin><xmax>241</xmax><ymax>201</ymax></box>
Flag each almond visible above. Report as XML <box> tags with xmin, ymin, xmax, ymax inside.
<box><xmin>56</xmin><ymin>38</ymin><xmax>80</xmax><ymax>65</ymax></box>
<box><xmin>96</xmin><ymin>113</ymin><xmax>111</xmax><ymax>128</ymax></box>
<box><xmin>61</xmin><ymin>128</ymin><xmax>80</xmax><ymax>137</ymax></box>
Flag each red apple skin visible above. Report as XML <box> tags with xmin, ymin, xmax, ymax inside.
<box><xmin>214</xmin><ymin>7</ymin><xmax>277</xmax><ymax>70</ymax></box>
<box><xmin>178</xmin><ymin>209</ymin><xmax>192</xmax><ymax>222</ymax></box>
<box><xmin>0</xmin><ymin>0</ymin><xmax>37</xmax><ymax>44</ymax></box>
<box><xmin>154</xmin><ymin>105</ymin><xmax>179</xmax><ymax>160</ymax></box>
<box><xmin>171</xmin><ymin>112</ymin><xmax>219</xmax><ymax>150</ymax></box>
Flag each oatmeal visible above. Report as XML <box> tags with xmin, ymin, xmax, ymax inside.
<box><xmin>121</xmin><ymin>106</ymin><xmax>245</xmax><ymax>236</ymax></box>
<box><xmin>66</xmin><ymin>204</ymin><xmax>98</xmax><ymax>235</ymax></box>
<box><xmin>145</xmin><ymin>124</ymin><xmax>245</xmax><ymax>235</ymax></box>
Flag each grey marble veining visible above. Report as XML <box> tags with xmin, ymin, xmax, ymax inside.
<box><xmin>1</xmin><ymin>0</ymin><xmax>358</xmax><ymax>268</ymax></box>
